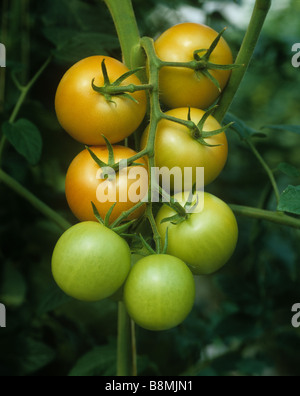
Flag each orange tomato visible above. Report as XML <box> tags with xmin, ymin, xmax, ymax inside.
<box><xmin>65</xmin><ymin>146</ymin><xmax>148</xmax><ymax>224</ymax></box>
<box><xmin>55</xmin><ymin>56</ymin><xmax>147</xmax><ymax>145</ymax></box>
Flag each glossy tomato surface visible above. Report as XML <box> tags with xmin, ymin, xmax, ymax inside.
<box><xmin>156</xmin><ymin>192</ymin><xmax>239</xmax><ymax>275</ymax></box>
<box><xmin>52</xmin><ymin>222</ymin><xmax>131</xmax><ymax>302</ymax></box>
<box><xmin>141</xmin><ymin>107</ymin><xmax>228</xmax><ymax>191</ymax></box>
<box><xmin>124</xmin><ymin>254</ymin><xmax>195</xmax><ymax>331</ymax></box>
<box><xmin>55</xmin><ymin>56</ymin><xmax>147</xmax><ymax>145</ymax></box>
<box><xmin>155</xmin><ymin>23</ymin><xmax>233</xmax><ymax>109</ymax></box>
<box><xmin>65</xmin><ymin>145</ymin><xmax>148</xmax><ymax>224</ymax></box>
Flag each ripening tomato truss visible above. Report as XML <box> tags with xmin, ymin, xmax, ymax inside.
<box><xmin>52</xmin><ymin>20</ymin><xmax>239</xmax><ymax>333</ymax></box>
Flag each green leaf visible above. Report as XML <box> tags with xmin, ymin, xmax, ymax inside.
<box><xmin>69</xmin><ymin>343</ymin><xmax>116</xmax><ymax>376</ymax></box>
<box><xmin>236</xmin><ymin>358</ymin><xmax>270</xmax><ymax>376</ymax></box>
<box><xmin>2</xmin><ymin>119</ymin><xmax>43</xmax><ymax>165</ymax></box>
<box><xmin>224</xmin><ymin>113</ymin><xmax>259</xmax><ymax>140</ymax></box>
<box><xmin>277</xmin><ymin>163</ymin><xmax>300</xmax><ymax>179</ymax></box>
<box><xmin>43</xmin><ymin>29</ymin><xmax>119</xmax><ymax>63</ymax></box>
<box><xmin>16</xmin><ymin>337</ymin><xmax>55</xmax><ymax>376</ymax></box>
<box><xmin>278</xmin><ymin>185</ymin><xmax>300</xmax><ymax>215</ymax></box>
<box><xmin>264</xmin><ymin>125</ymin><xmax>300</xmax><ymax>134</ymax></box>
<box><xmin>37</xmin><ymin>284</ymin><xmax>72</xmax><ymax>315</ymax></box>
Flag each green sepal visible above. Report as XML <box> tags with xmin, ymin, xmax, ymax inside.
<box><xmin>101</xmin><ymin>59</ymin><xmax>111</xmax><ymax>86</ymax></box>
<box><xmin>112</xmin><ymin>66</ymin><xmax>145</xmax><ymax>86</ymax></box>
<box><xmin>113</xmin><ymin>220</ymin><xmax>137</xmax><ymax>235</ymax></box>
<box><xmin>102</xmin><ymin>135</ymin><xmax>115</xmax><ymax>167</ymax></box>
<box><xmin>121</xmin><ymin>92</ymin><xmax>139</xmax><ymax>104</ymax></box>
<box><xmin>86</xmin><ymin>146</ymin><xmax>108</xmax><ymax>169</ymax></box>
<box><xmin>184</xmin><ymin>190</ymin><xmax>199</xmax><ymax>213</ymax></box>
<box><xmin>91</xmin><ymin>202</ymin><xmax>105</xmax><ymax>225</ymax></box>
<box><xmin>206</xmin><ymin>61</ymin><xmax>243</xmax><ymax>71</ymax></box>
<box><xmin>201</xmin><ymin>69</ymin><xmax>222</xmax><ymax>92</ymax></box>
<box><xmin>160</xmin><ymin>213</ymin><xmax>186</xmax><ymax>226</ymax></box>
<box><xmin>104</xmin><ymin>202</ymin><xmax>117</xmax><ymax>227</ymax></box>
<box><xmin>201</xmin><ymin>122</ymin><xmax>234</xmax><ymax>139</ymax></box>
<box><xmin>195</xmin><ymin>137</ymin><xmax>222</xmax><ymax>148</ymax></box>
<box><xmin>162</xmin><ymin>228</ymin><xmax>169</xmax><ymax>255</ymax></box>
<box><xmin>202</xmin><ymin>27</ymin><xmax>227</xmax><ymax>61</ymax></box>
<box><xmin>139</xmin><ymin>234</ymin><xmax>156</xmax><ymax>255</ymax></box>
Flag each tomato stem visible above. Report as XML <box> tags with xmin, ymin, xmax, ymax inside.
<box><xmin>246</xmin><ymin>139</ymin><xmax>281</xmax><ymax>204</ymax></box>
<box><xmin>0</xmin><ymin>56</ymin><xmax>52</xmax><ymax>167</ymax></box>
<box><xmin>0</xmin><ymin>169</ymin><xmax>72</xmax><ymax>231</ymax></box>
<box><xmin>117</xmin><ymin>301</ymin><xmax>133</xmax><ymax>377</ymax></box>
<box><xmin>103</xmin><ymin>0</ymin><xmax>145</xmax><ymax>73</ymax></box>
<box><xmin>230</xmin><ymin>204</ymin><xmax>300</xmax><ymax>230</ymax></box>
<box><xmin>214</xmin><ymin>0</ymin><xmax>272</xmax><ymax>122</ymax></box>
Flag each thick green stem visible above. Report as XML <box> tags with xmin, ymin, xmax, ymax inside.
<box><xmin>214</xmin><ymin>0</ymin><xmax>272</xmax><ymax>122</ymax></box>
<box><xmin>103</xmin><ymin>0</ymin><xmax>145</xmax><ymax>72</ymax></box>
<box><xmin>117</xmin><ymin>302</ymin><xmax>133</xmax><ymax>376</ymax></box>
<box><xmin>230</xmin><ymin>204</ymin><xmax>300</xmax><ymax>230</ymax></box>
<box><xmin>0</xmin><ymin>169</ymin><xmax>72</xmax><ymax>231</ymax></box>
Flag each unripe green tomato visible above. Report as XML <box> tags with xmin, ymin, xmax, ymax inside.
<box><xmin>52</xmin><ymin>222</ymin><xmax>131</xmax><ymax>302</ymax></box>
<box><xmin>124</xmin><ymin>254</ymin><xmax>195</xmax><ymax>331</ymax></box>
<box><xmin>156</xmin><ymin>192</ymin><xmax>239</xmax><ymax>275</ymax></box>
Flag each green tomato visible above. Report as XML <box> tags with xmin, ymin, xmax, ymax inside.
<box><xmin>52</xmin><ymin>222</ymin><xmax>131</xmax><ymax>302</ymax></box>
<box><xmin>156</xmin><ymin>192</ymin><xmax>239</xmax><ymax>275</ymax></box>
<box><xmin>124</xmin><ymin>254</ymin><xmax>195</xmax><ymax>331</ymax></box>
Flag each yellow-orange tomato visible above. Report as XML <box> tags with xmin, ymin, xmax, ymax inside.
<box><xmin>155</xmin><ymin>23</ymin><xmax>233</xmax><ymax>109</ymax></box>
<box><xmin>55</xmin><ymin>56</ymin><xmax>147</xmax><ymax>145</ymax></box>
<box><xmin>141</xmin><ymin>107</ymin><xmax>228</xmax><ymax>191</ymax></box>
<box><xmin>65</xmin><ymin>146</ymin><xmax>148</xmax><ymax>224</ymax></box>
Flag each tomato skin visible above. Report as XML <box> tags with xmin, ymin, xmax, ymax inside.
<box><xmin>156</xmin><ymin>192</ymin><xmax>239</xmax><ymax>275</ymax></box>
<box><xmin>155</xmin><ymin>23</ymin><xmax>233</xmax><ymax>109</ymax></box>
<box><xmin>65</xmin><ymin>145</ymin><xmax>148</xmax><ymax>224</ymax></box>
<box><xmin>124</xmin><ymin>254</ymin><xmax>195</xmax><ymax>331</ymax></box>
<box><xmin>55</xmin><ymin>56</ymin><xmax>147</xmax><ymax>145</ymax></box>
<box><xmin>51</xmin><ymin>222</ymin><xmax>131</xmax><ymax>302</ymax></box>
<box><xmin>141</xmin><ymin>107</ymin><xmax>228</xmax><ymax>190</ymax></box>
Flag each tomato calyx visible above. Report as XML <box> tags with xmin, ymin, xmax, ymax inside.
<box><xmin>191</xmin><ymin>28</ymin><xmax>241</xmax><ymax>92</ymax></box>
<box><xmin>182</xmin><ymin>107</ymin><xmax>233</xmax><ymax>148</ymax></box>
<box><xmin>86</xmin><ymin>136</ymin><xmax>145</xmax><ymax>179</ymax></box>
<box><xmin>91</xmin><ymin>201</ymin><xmax>138</xmax><ymax>234</ymax></box>
<box><xmin>160</xmin><ymin>188</ymin><xmax>199</xmax><ymax>226</ymax></box>
<box><xmin>91</xmin><ymin>59</ymin><xmax>151</xmax><ymax>104</ymax></box>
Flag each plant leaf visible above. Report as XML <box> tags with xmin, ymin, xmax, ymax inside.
<box><xmin>2</xmin><ymin>119</ymin><xmax>43</xmax><ymax>165</ymax></box>
<box><xmin>277</xmin><ymin>163</ymin><xmax>300</xmax><ymax>179</ymax></box>
<box><xmin>69</xmin><ymin>343</ymin><xmax>116</xmax><ymax>377</ymax></box>
<box><xmin>278</xmin><ymin>185</ymin><xmax>300</xmax><ymax>215</ymax></box>
<box><xmin>264</xmin><ymin>125</ymin><xmax>300</xmax><ymax>134</ymax></box>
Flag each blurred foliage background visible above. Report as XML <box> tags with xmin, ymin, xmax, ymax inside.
<box><xmin>0</xmin><ymin>0</ymin><xmax>300</xmax><ymax>376</ymax></box>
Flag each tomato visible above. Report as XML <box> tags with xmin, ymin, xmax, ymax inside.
<box><xmin>124</xmin><ymin>254</ymin><xmax>195</xmax><ymax>331</ymax></box>
<box><xmin>55</xmin><ymin>56</ymin><xmax>147</xmax><ymax>146</ymax></box>
<box><xmin>51</xmin><ymin>222</ymin><xmax>131</xmax><ymax>302</ymax></box>
<box><xmin>65</xmin><ymin>145</ymin><xmax>148</xmax><ymax>224</ymax></box>
<box><xmin>156</xmin><ymin>192</ymin><xmax>239</xmax><ymax>275</ymax></box>
<box><xmin>141</xmin><ymin>107</ymin><xmax>228</xmax><ymax>191</ymax></box>
<box><xmin>154</xmin><ymin>23</ymin><xmax>233</xmax><ymax>109</ymax></box>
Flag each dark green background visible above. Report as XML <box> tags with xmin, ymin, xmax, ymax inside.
<box><xmin>0</xmin><ymin>0</ymin><xmax>300</xmax><ymax>376</ymax></box>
